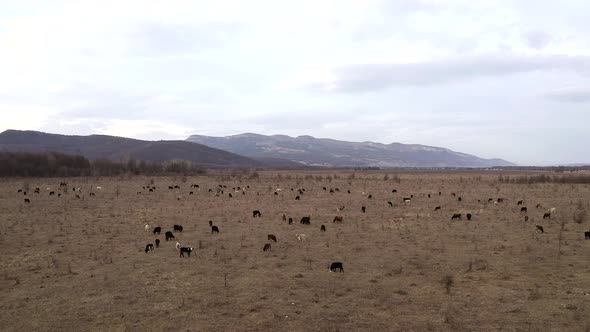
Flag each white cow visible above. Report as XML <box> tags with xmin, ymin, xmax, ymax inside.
<box><xmin>144</xmin><ymin>224</ymin><xmax>150</xmax><ymax>232</ymax></box>
<box><xmin>296</xmin><ymin>234</ymin><xmax>307</xmax><ymax>242</ymax></box>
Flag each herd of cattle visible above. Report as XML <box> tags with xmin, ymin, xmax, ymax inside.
<box><xmin>14</xmin><ymin>179</ymin><xmax>590</xmax><ymax>273</ymax></box>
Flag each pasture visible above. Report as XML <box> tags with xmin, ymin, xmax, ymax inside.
<box><xmin>0</xmin><ymin>171</ymin><xmax>589</xmax><ymax>331</ymax></box>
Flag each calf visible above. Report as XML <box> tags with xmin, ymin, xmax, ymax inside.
<box><xmin>520</xmin><ymin>207</ymin><xmax>527</xmax><ymax>213</ymax></box>
<box><xmin>145</xmin><ymin>244</ymin><xmax>154</xmax><ymax>253</ymax></box>
<box><xmin>155</xmin><ymin>239</ymin><xmax>160</xmax><ymax>248</ymax></box>
<box><xmin>173</xmin><ymin>224</ymin><xmax>183</xmax><ymax>232</ymax></box>
<box><xmin>268</xmin><ymin>234</ymin><xmax>277</xmax><ymax>242</ymax></box>
<box><xmin>153</xmin><ymin>227</ymin><xmax>162</xmax><ymax>235</ymax></box>
<box><xmin>451</xmin><ymin>213</ymin><xmax>462</xmax><ymax>220</ymax></box>
<box><xmin>329</xmin><ymin>262</ymin><xmax>344</xmax><ymax>272</ymax></box>
<box><xmin>211</xmin><ymin>226</ymin><xmax>220</xmax><ymax>234</ymax></box>
<box><xmin>361</xmin><ymin>206</ymin><xmax>366</xmax><ymax>213</ymax></box>
<box><xmin>179</xmin><ymin>247</ymin><xmax>193</xmax><ymax>257</ymax></box>
<box><xmin>288</xmin><ymin>217</ymin><xmax>293</xmax><ymax>225</ymax></box>
<box><xmin>253</xmin><ymin>210</ymin><xmax>262</xmax><ymax>218</ymax></box>
<box><xmin>333</xmin><ymin>216</ymin><xmax>343</xmax><ymax>223</ymax></box>
<box><xmin>49</xmin><ymin>191</ymin><xmax>55</xmax><ymax>196</ymax></box>
<box><xmin>300</xmin><ymin>216</ymin><xmax>311</xmax><ymax>225</ymax></box>
<box><xmin>320</xmin><ymin>225</ymin><xmax>326</xmax><ymax>232</ymax></box>
<box><xmin>24</xmin><ymin>198</ymin><xmax>30</xmax><ymax>204</ymax></box>
<box><xmin>295</xmin><ymin>195</ymin><xmax>301</xmax><ymax>200</ymax></box>
<box><xmin>466</xmin><ymin>213</ymin><xmax>472</xmax><ymax>221</ymax></box>
<box><xmin>165</xmin><ymin>231</ymin><xmax>175</xmax><ymax>241</ymax></box>
<box><xmin>585</xmin><ymin>231</ymin><xmax>590</xmax><ymax>240</ymax></box>
<box><xmin>263</xmin><ymin>243</ymin><xmax>272</xmax><ymax>252</ymax></box>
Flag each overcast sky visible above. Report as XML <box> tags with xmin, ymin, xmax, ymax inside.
<box><xmin>1</xmin><ymin>0</ymin><xmax>589</xmax><ymax>165</ymax></box>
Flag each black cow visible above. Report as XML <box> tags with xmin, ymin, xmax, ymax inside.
<box><xmin>392</xmin><ymin>189</ymin><xmax>397</xmax><ymax>193</ymax></box>
<box><xmin>263</xmin><ymin>243</ymin><xmax>272</xmax><ymax>252</ymax></box>
<box><xmin>543</xmin><ymin>213</ymin><xmax>551</xmax><ymax>219</ymax></box>
<box><xmin>155</xmin><ymin>239</ymin><xmax>160</xmax><ymax>248</ymax></box>
<box><xmin>451</xmin><ymin>214</ymin><xmax>462</xmax><ymax>220</ymax></box>
<box><xmin>174</xmin><ymin>185</ymin><xmax>180</xmax><ymax>189</ymax></box>
<box><xmin>253</xmin><ymin>210</ymin><xmax>262</xmax><ymax>218</ymax></box>
<box><xmin>295</xmin><ymin>196</ymin><xmax>301</xmax><ymax>200</ymax></box>
<box><xmin>209</xmin><ymin>220</ymin><xmax>213</xmax><ymax>226</ymax></box>
<box><xmin>520</xmin><ymin>207</ymin><xmax>527</xmax><ymax>213</ymax></box>
<box><xmin>497</xmin><ymin>198</ymin><xmax>504</xmax><ymax>203</ymax></box>
<box><xmin>145</xmin><ymin>244</ymin><xmax>154</xmax><ymax>253</ymax></box>
<box><xmin>585</xmin><ymin>231</ymin><xmax>590</xmax><ymax>240</ymax></box>
<box><xmin>367</xmin><ymin>195</ymin><xmax>372</xmax><ymax>199</ymax></box>
<box><xmin>361</xmin><ymin>206</ymin><xmax>366</xmax><ymax>213</ymax></box>
<box><xmin>49</xmin><ymin>191</ymin><xmax>55</xmax><ymax>196</ymax></box>
<box><xmin>211</xmin><ymin>226</ymin><xmax>220</xmax><ymax>234</ymax></box>
<box><xmin>153</xmin><ymin>227</ymin><xmax>162</xmax><ymax>235</ymax></box>
<box><xmin>300</xmin><ymin>216</ymin><xmax>311</xmax><ymax>225</ymax></box>
<box><xmin>388</xmin><ymin>201</ymin><xmax>393</xmax><ymax>207</ymax></box>
<box><xmin>168</xmin><ymin>186</ymin><xmax>174</xmax><ymax>190</ymax></box>
<box><xmin>180</xmin><ymin>247</ymin><xmax>193</xmax><ymax>257</ymax></box>
<box><xmin>268</xmin><ymin>234</ymin><xmax>277</xmax><ymax>242</ymax></box>
<box><xmin>333</xmin><ymin>216</ymin><xmax>343</xmax><ymax>223</ymax></box>
<box><xmin>428</xmin><ymin>193</ymin><xmax>431</xmax><ymax>198</ymax></box>
<box><xmin>347</xmin><ymin>190</ymin><xmax>351</xmax><ymax>194</ymax></box>
<box><xmin>173</xmin><ymin>225</ymin><xmax>183</xmax><ymax>232</ymax></box>
<box><xmin>434</xmin><ymin>206</ymin><xmax>441</xmax><ymax>211</ymax></box>
<box><xmin>535</xmin><ymin>225</ymin><xmax>544</xmax><ymax>233</ymax></box>
<box><xmin>524</xmin><ymin>215</ymin><xmax>529</xmax><ymax>222</ymax></box>
<box><xmin>89</xmin><ymin>192</ymin><xmax>95</xmax><ymax>197</ymax></box>
<box><xmin>288</xmin><ymin>217</ymin><xmax>293</xmax><ymax>225</ymax></box>
<box><xmin>457</xmin><ymin>197</ymin><xmax>462</xmax><ymax>202</ymax></box>
<box><xmin>403</xmin><ymin>197</ymin><xmax>411</xmax><ymax>203</ymax></box>
<box><xmin>165</xmin><ymin>231</ymin><xmax>175</xmax><ymax>241</ymax></box>
<box><xmin>189</xmin><ymin>191</ymin><xmax>194</xmax><ymax>195</ymax></box>
<box><xmin>24</xmin><ymin>198</ymin><xmax>30</xmax><ymax>204</ymax></box>
<box><xmin>329</xmin><ymin>262</ymin><xmax>344</xmax><ymax>272</ymax></box>
<box><xmin>466</xmin><ymin>213</ymin><xmax>472</xmax><ymax>221</ymax></box>
<box><xmin>321</xmin><ymin>225</ymin><xmax>326</xmax><ymax>232</ymax></box>
<box><xmin>517</xmin><ymin>200</ymin><xmax>523</xmax><ymax>205</ymax></box>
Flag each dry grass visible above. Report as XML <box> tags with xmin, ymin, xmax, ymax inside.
<box><xmin>0</xmin><ymin>170</ymin><xmax>589</xmax><ymax>331</ymax></box>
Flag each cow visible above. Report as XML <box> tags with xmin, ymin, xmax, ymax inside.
<box><xmin>169</xmin><ymin>186</ymin><xmax>174</xmax><ymax>190</ymax></box>
<box><xmin>434</xmin><ymin>206</ymin><xmax>441</xmax><ymax>211</ymax></box>
<box><xmin>535</xmin><ymin>225</ymin><xmax>544</xmax><ymax>233</ymax></box>
<box><xmin>457</xmin><ymin>197</ymin><xmax>462</xmax><ymax>202</ymax></box>
<box><xmin>329</xmin><ymin>189</ymin><xmax>334</xmax><ymax>193</ymax></box>
<box><xmin>89</xmin><ymin>192</ymin><xmax>95</xmax><ymax>197</ymax></box>
<box><xmin>543</xmin><ymin>213</ymin><xmax>551</xmax><ymax>220</ymax></box>
<box><xmin>180</xmin><ymin>247</ymin><xmax>193</xmax><ymax>257</ymax></box>
<box><xmin>428</xmin><ymin>193</ymin><xmax>431</xmax><ymax>198</ymax></box>
<box><xmin>361</xmin><ymin>206</ymin><xmax>366</xmax><ymax>213</ymax></box>
<box><xmin>488</xmin><ymin>198</ymin><xmax>494</xmax><ymax>203</ymax></box>
<box><xmin>295</xmin><ymin>196</ymin><xmax>301</xmax><ymax>200</ymax></box>
<box><xmin>517</xmin><ymin>200</ymin><xmax>523</xmax><ymax>205</ymax></box>
<box><xmin>333</xmin><ymin>216</ymin><xmax>343</xmax><ymax>223</ymax></box>
<box><xmin>145</xmin><ymin>244</ymin><xmax>154</xmax><ymax>253</ymax></box>
<box><xmin>155</xmin><ymin>239</ymin><xmax>160</xmax><ymax>248</ymax></box>
<box><xmin>403</xmin><ymin>197</ymin><xmax>411</xmax><ymax>203</ymax></box>
<box><xmin>189</xmin><ymin>191</ymin><xmax>194</xmax><ymax>195</ymax></box>
<box><xmin>173</xmin><ymin>225</ymin><xmax>183</xmax><ymax>232</ymax></box>
<box><xmin>288</xmin><ymin>217</ymin><xmax>293</xmax><ymax>225</ymax></box>
<box><xmin>585</xmin><ymin>231</ymin><xmax>590</xmax><ymax>240</ymax></box>
<box><xmin>466</xmin><ymin>213</ymin><xmax>472</xmax><ymax>221</ymax></box>
<box><xmin>282</xmin><ymin>213</ymin><xmax>287</xmax><ymax>222</ymax></box>
<box><xmin>263</xmin><ymin>243</ymin><xmax>272</xmax><ymax>252</ymax></box>
<box><xmin>392</xmin><ymin>189</ymin><xmax>397</xmax><ymax>193</ymax></box>
<box><xmin>300</xmin><ymin>216</ymin><xmax>311</xmax><ymax>225</ymax></box>
<box><xmin>24</xmin><ymin>198</ymin><xmax>30</xmax><ymax>204</ymax></box>
<box><xmin>536</xmin><ymin>204</ymin><xmax>542</xmax><ymax>208</ymax></box>
<box><xmin>367</xmin><ymin>195</ymin><xmax>372</xmax><ymax>199</ymax></box>
<box><xmin>524</xmin><ymin>215</ymin><xmax>529</xmax><ymax>222</ymax></box>
<box><xmin>153</xmin><ymin>227</ymin><xmax>162</xmax><ymax>235</ymax></box>
<box><xmin>520</xmin><ymin>207</ymin><xmax>527</xmax><ymax>213</ymax></box>
<box><xmin>34</xmin><ymin>188</ymin><xmax>40</xmax><ymax>194</ymax></box>
<box><xmin>347</xmin><ymin>190</ymin><xmax>351</xmax><ymax>194</ymax></box>
<box><xmin>451</xmin><ymin>214</ymin><xmax>462</xmax><ymax>220</ymax></box>
<box><xmin>49</xmin><ymin>191</ymin><xmax>55</xmax><ymax>196</ymax></box>
<box><xmin>388</xmin><ymin>201</ymin><xmax>393</xmax><ymax>207</ymax></box>
<box><xmin>253</xmin><ymin>210</ymin><xmax>262</xmax><ymax>218</ymax></box>
<box><xmin>321</xmin><ymin>225</ymin><xmax>326</xmax><ymax>232</ymax></box>
<box><xmin>174</xmin><ymin>185</ymin><xmax>180</xmax><ymax>189</ymax></box>
<box><xmin>144</xmin><ymin>224</ymin><xmax>150</xmax><ymax>232</ymax></box>
<box><xmin>496</xmin><ymin>198</ymin><xmax>504</xmax><ymax>203</ymax></box>
<box><xmin>329</xmin><ymin>262</ymin><xmax>344</xmax><ymax>272</ymax></box>
<box><xmin>165</xmin><ymin>231</ymin><xmax>175</xmax><ymax>241</ymax></box>
<box><xmin>451</xmin><ymin>193</ymin><xmax>456</xmax><ymax>197</ymax></box>
<box><xmin>268</xmin><ymin>234</ymin><xmax>277</xmax><ymax>242</ymax></box>
<box><xmin>211</xmin><ymin>226</ymin><xmax>220</xmax><ymax>234</ymax></box>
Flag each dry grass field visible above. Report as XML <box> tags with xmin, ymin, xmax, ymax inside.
<box><xmin>0</xmin><ymin>171</ymin><xmax>589</xmax><ymax>331</ymax></box>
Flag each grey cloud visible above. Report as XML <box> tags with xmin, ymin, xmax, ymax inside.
<box><xmin>313</xmin><ymin>54</ymin><xmax>590</xmax><ymax>93</ymax></box>
<box><xmin>542</xmin><ymin>87</ymin><xmax>590</xmax><ymax>103</ymax></box>
<box><xmin>523</xmin><ymin>30</ymin><xmax>553</xmax><ymax>50</ymax></box>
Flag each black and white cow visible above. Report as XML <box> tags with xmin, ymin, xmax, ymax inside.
<box><xmin>179</xmin><ymin>247</ymin><xmax>193</xmax><ymax>257</ymax></box>
<box><xmin>145</xmin><ymin>244</ymin><xmax>154</xmax><ymax>253</ymax></box>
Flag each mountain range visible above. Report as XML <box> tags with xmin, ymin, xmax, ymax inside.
<box><xmin>187</xmin><ymin>133</ymin><xmax>514</xmax><ymax>167</ymax></box>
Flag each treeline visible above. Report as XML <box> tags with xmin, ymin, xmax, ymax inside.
<box><xmin>498</xmin><ymin>173</ymin><xmax>590</xmax><ymax>184</ymax></box>
<box><xmin>0</xmin><ymin>152</ymin><xmax>206</xmax><ymax>177</ymax></box>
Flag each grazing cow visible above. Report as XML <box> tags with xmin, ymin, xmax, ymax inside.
<box><xmin>145</xmin><ymin>244</ymin><xmax>154</xmax><ymax>253</ymax></box>
<box><xmin>543</xmin><ymin>213</ymin><xmax>551</xmax><ymax>220</ymax></box>
<box><xmin>403</xmin><ymin>197</ymin><xmax>411</xmax><ymax>203</ymax></box>
<box><xmin>209</xmin><ymin>220</ymin><xmax>213</xmax><ymax>226</ymax></box>
<box><xmin>520</xmin><ymin>207</ymin><xmax>527</xmax><ymax>213</ymax></box>
<box><xmin>296</xmin><ymin>234</ymin><xmax>307</xmax><ymax>242</ymax></box>
<box><xmin>165</xmin><ymin>231</ymin><xmax>175</xmax><ymax>241</ymax></box>
<box><xmin>388</xmin><ymin>201</ymin><xmax>393</xmax><ymax>207</ymax></box>
<box><xmin>517</xmin><ymin>200</ymin><xmax>523</xmax><ymax>205</ymax></box>
<box><xmin>253</xmin><ymin>210</ymin><xmax>262</xmax><ymax>218</ymax></box>
<box><xmin>49</xmin><ymin>191</ymin><xmax>55</xmax><ymax>196</ymax></box>
<box><xmin>168</xmin><ymin>186</ymin><xmax>174</xmax><ymax>190</ymax></box>
<box><xmin>174</xmin><ymin>185</ymin><xmax>180</xmax><ymax>189</ymax></box>
<box><xmin>434</xmin><ymin>206</ymin><xmax>441</xmax><ymax>211</ymax></box>
<box><xmin>24</xmin><ymin>198</ymin><xmax>30</xmax><ymax>204</ymax></box>
<box><xmin>361</xmin><ymin>206</ymin><xmax>366</xmax><ymax>213</ymax></box>
<box><xmin>34</xmin><ymin>188</ymin><xmax>40</xmax><ymax>194</ymax></box>
<box><xmin>300</xmin><ymin>216</ymin><xmax>311</xmax><ymax>225</ymax></box>
<box><xmin>211</xmin><ymin>226</ymin><xmax>220</xmax><ymax>234</ymax></box>
<box><xmin>548</xmin><ymin>207</ymin><xmax>557</xmax><ymax>214</ymax></box>
<box><xmin>263</xmin><ymin>243</ymin><xmax>272</xmax><ymax>252</ymax></box>
<box><xmin>288</xmin><ymin>217</ymin><xmax>293</xmax><ymax>225</ymax></box>
<box><xmin>155</xmin><ymin>239</ymin><xmax>160</xmax><ymax>248</ymax></box>
<box><xmin>268</xmin><ymin>234</ymin><xmax>277</xmax><ymax>242</ymax></box>
<box><xmin>392</xmin><ymin>189</ymin><xmax>397</xmax><ymax>193</ymax></box>
<box><xmin>347</xmin><ymin>190</ymin><xmax>351</xmax><ymax>194</ymax></box>
<box><xmin>173</xmin><ymin>225</ymin><xmax>183</xmax><ymax>232</ymax></box>
<box><xmin>329</xmin><ymin>189</ymin><xmax>334</xmax><ymax>193</ymax></box>
<box><xmin>496</xmin><ymin>198</ymin><xmax>504</xmax><ymax>203</ymax></box>
<box><xmin>524</xmin><ymin>216</ymin><xmax>529</xmax><ymax>222</ymax></box>
<box><xmin>329</xmin><ymin>262</ymin><xmax>344</xmax><ymax>272</ymax></box>
<box><xmin>321</xmin><ymin>225</ymin><xmax>326</xmax><ymax>232</ymax></box>
<box><xmin>144</xmin><ymin>224</ymin><xmax>150</xmax><ymax>232</ymax></box>
<box><xmin>323</xmin><ymin>187</ymin><xmax>327</xmax><ymax>191</ymax></box>
<box><xmin>466</xmin><ymin>213</ymin><xmax>472</xmax><ymax>221</ymax></box>
<box><xmin>189</xmin><ymin>191</ymin><xmax>194</xmax><ymax>195</ymax></box>
<box><xmin>153</xmin><ymin>227</ymin><xmax>162</xmax><ymax>235</ymax></box>
<box><xmin>75</xmin><ymin>194</ymin><xmax>81</xmax><ymax>199</ymax></box>
<box><xmin>295</xmin><ymin>196</ymin><xmax>301</xmax><ymax>200</ymax></box>
<box><xmin>535</xmin><ymin>225</ymin><xmax>544</xmax><ymax>233</ymax></box>
<box><xmin>367</xmin><ymin>195</ymin><xmax>372</xmax><ymax>199</ymax></box>
<box><xmin>179</xmin><ymin>247</ymin><xmax>193</xmax><ymax>257</ymax></box>
<box><xmin>333</xmin><ymin>216</ymin><xmax>343</xmax><ymax>223</ymax></box>
<box><xmin>149</xmin><ymin>188</ymin><xmax>154</xmax><ymax>192</ymax></box>
<box><xmin>89</xmin><ymin>192</ymin><xmax>95</xmax><ymax>197</ymax></box>
<box><xmin>457</xmin><ymin>197</ymin><xmax>462</xmax><ymax>202</ymax></box>
<box><xmin>585</xmin><ymin>231</ymin><xmax>590</xmax><ymax>240</ymax></box>
<box><xmin>451</xmin><ymin>213</ymin><xmax>462</xmax><ymax>220</ymax></box>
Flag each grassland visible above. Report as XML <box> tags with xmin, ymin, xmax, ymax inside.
<box><xmin>0</xmin><ymin>171</ymin><xmax>589</xmax><ymax>331</ymax></box>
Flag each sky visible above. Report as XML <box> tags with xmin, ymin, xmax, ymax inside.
<box><xmin>0</xmin><ymin>0</ymin><xmax>589</xmax><ymax>165</ymax></box>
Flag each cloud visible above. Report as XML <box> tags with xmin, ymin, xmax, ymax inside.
<box><xmin>542</xmin><ymin>86</ymin><xmax>590</xmax><ymax>103</ymax></box>
<box><xmin>523</xmin><ymin>30</ymin><xmax>553</xmax><ymax>50</ymax></box>
<box><xmin>307</xmin><ymin>54</ymin><xmax>590</xmax><ymax>92</ymax></box>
